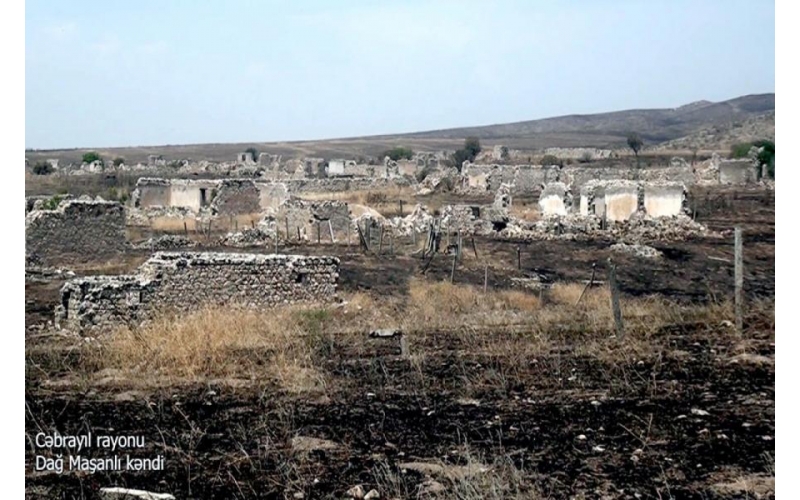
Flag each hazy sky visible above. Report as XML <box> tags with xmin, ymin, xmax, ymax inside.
<box><xmin>25</xmin><ymin>0</ymin><xmax>775</xmax><ymax>149</ymax></box>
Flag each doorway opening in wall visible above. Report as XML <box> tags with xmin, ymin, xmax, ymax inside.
<box><xmin>200</xmin><ymin>188</ymin><xmax>208</xmax><ymax>207</ymax></box>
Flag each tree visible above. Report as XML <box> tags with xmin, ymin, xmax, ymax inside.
<box><xmin>627</xmin><ymin>133</ymin><xmax>643</xmax><ymax>167</ymax></box>
<box><xmin>464</xmin><ymin>137</ymin><xmax>482</xmax><ymax>159</ymax></box>
<box><xmin>32</xmin><ymin>161</ymin><xmax>54</xmax><ymax>175</ymax></box>
<box><xmin>383</xmin><ymin>146</ymin><xmax>414</xmax><ymax>161</ymax></box>
<box><xmin>752</xmin><ymin>139</ymin><xmax>775</xmax><ymax>179</ymax></box>
<box><xmin>451</xmin><ymin>137</ymin><xmax>482</xmax><ymax>172</ymax></box>
<box><xmin>245</xmin><ymin>147</ymin><xmax>259</xmax><ymax>161</ymax></box>
<box><xmin>82</xmin><ymin>151</ymin><xmax>102</xmax><ymax>164</ymax></box>
<box><xmin>113</xmin><ymin>157</ymin><xmax>125</xmax><ymax>167</ymax></box>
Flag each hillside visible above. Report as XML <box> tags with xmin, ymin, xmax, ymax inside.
<box><xmin>25</xmin><ymin>93</ymin><xmax>774</xmax><ymax>165</ymax></box>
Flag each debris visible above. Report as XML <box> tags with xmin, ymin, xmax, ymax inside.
<box><xmin>291</xmin><ymin>436</ymin><xmax>340</xmax><ymax>453</ymax></box>
<box><xmin>99</xmin><ymin>488</ymin><xmax>175</xmax><ymax>500</ymax></box>
<box><xmin>346</xmin><ymin>485</ymin><xmax>365</xmax><ymax>498</ymax></box>
<box><xmin>610</xmin><ymin>242</ymin><xmax>663</xmax><ymax>259</ymax></box>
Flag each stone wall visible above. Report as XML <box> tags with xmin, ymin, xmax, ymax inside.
<box><xmin>56</xmin><ymin>252</ymin><xmax>340</xmax><ymax>332</ymax></box>
<box><xmin>274</xmin><ymin>200</ymin><xmax>352</xmax><ymax>242</ymax></box>
<box><xmin>719</xmin><ymin>159</ymin><xmax>759</xmax><ymax>184</ymax></box>
<box><xmin>578</xmin><ymin>180</ymin><xmax>686</xmax><ymax>221</ymax></box>
<box><xmin>538</xmin><ymin>182</ymin><xmax>571</xmax><ymax>216</ymax></box>
<box><xmin>26</xmin><ymin>200</ymin><xmax>128</xmax><ymax>265</ymax></box>
<box><xmin>212</xmin><ymin>179</ymin><xmax>262</xmax><ymax>215</ymax></box>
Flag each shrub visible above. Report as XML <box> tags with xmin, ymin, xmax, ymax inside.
<box><xmin>730</xmin><ymin>142</ymin><xmax>753</xmax><ymax>159</ymax></box>
<box><xmin>383</xmin><ymin>146</ymin><xmax>414</xmax><ymax>161</ymax></box>
<box><xmin>541</xmin><ymin>154</ymin><xmax>561</xmax><ymax>166</ymax></box>
<box><xmin>451</xmin><ymin>137</ymin><xmax>482</xmax><ymax>172</ymax></box>
<box><xmin>113</xmin><ymin>157</ymin><xmax>125</xmax><ymax>167</ymax></box>
<box><xmin>42</xmin><ymin>195</ymin><xmax>63</xmax><ymax>210</ymax></box>
<box><xmin>82</xmin><ymin>151</ymin><xmax>102</xmax><ymax>164</ymax></box>
<box><xmin>32</xmin><ymin>161</ymin><xmax>54</xmax><ymax>175</ymax></box>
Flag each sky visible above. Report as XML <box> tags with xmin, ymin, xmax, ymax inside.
<box><xmin>25</xmin><ymin>0</ymin><xmax>775</xmax><ymax>149</ymax></box>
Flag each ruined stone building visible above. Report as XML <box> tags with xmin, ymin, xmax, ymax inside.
<box><xmin>56</xmin><ymin>252</ymin><xmax>340</xmax><ymax>332</ymax></box>
<box><xmin>26</xmin><ymin>199</ymin><xmax>128</xmax><ymax>265</ymax></box>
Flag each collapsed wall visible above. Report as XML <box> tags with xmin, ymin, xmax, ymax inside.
<box><xmin>26</xmin><ymin>200</ymin><xmax>128</xmax><ymax>265</ymax></box>
<box><xmin>56</xmin><ymin>252</ymin><xmax>340</xmax><ymax>332</ymax></box>
<box><xmin>573</xmin><ymin>180</ymin><xmax>688</xmax><ymax>220</ymax></box>
<box><xmin>273</xmin><ymin>199</ymin><xmax>352</xmax><ymax>242</ymax></box>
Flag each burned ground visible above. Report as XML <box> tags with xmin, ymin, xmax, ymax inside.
<box><xmin>25</xmin><ymin>187</ymin><xmax>774</xmax><ymax>499</ymax></box>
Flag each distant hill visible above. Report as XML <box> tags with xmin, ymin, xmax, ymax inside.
<box><xmin>25</xmin><ymin>93</ymin><xmax>774</xmax><ymax>164</ymax></box>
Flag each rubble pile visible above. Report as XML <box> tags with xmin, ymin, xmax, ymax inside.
<box><xmin>610</xmin><ymin>242</ymin><xmax>663</xmax><ymax>259</ymax></box>
<box><xmin>135</xmin><ymin>235</ymin><xmax>195</xmax><ymax>250</ymax></box>
<box><xmin>218</xmin><ymin>227</ymin><xmax>275</xmax><ymax>247</ymax></box>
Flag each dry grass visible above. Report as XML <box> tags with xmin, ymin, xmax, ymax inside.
<box><xmin>93</xmin><ymin>306</ymin><xmax>328</xmax><ymax>393</ymax></box>
<box><xmin>297</xmin><ymin>187</ymin><xmax>415</xmax><ymax>216</ymax></box>
<box><xmin>148</xmin><ymin>213</ymin><xmax>261</xmax><ymax>233</ymax></box>
<box><xmin>80</xmin><ymin>279</ymin><xmax>747</xmax><ymax>394</ymax></box>
<box><xmin>507</xmin><ymin>201</ymin><xmax>541</xmax><ymax>222</ymax></box>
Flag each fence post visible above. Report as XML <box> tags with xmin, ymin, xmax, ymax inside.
<box><xmin>735</xmin><ymin>227</ymin><xmax>744</xmax><ymax>332</ymax></box>
<box><xmin>450</xmin><ymin>251</ymin><xmax>457</xmax><ymax>283</ymax></box>
<box><xmin>608</xmin><ymin>259</ymin><xmax>624</xmax><ymax>337</ymax></box>
<box><xmin>516</xmin><ymin>246</ymin><xmax>521</xmax><ymax>270</ymax></box>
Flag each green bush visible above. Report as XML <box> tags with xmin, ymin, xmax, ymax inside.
<box><xmin>82</xmin><ymin>151</ymin><xmax>102</xmax><ymax>164</ymax></box>
<box><xmin>42</xmin><ymin>195</ymin><xmax>63</xmax><ymax>210</ymax></box>
<box><xmin>113</xmin><ymin>157</ymin><xmax>125</xmax><ymax>167</ymax></box>
<box><xmin>245</xmin><ymin>147</ymin><xmax>259</xmax><ymax>160</ymax></box>
<box><xmin>451</xmin><ymin>137</ymin><xmax>482</xmax><ymax>172</ymax></box>
<box><xmin>32</xmin><ymin>161</ymin><xmax>54</xmax><ymax>175</ymax></box>
<box><xmin>383</xmin><ymin>146</ymin><xmax>414</xmax><ymax>161</ymax></box>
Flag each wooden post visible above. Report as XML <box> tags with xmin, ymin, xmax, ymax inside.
<box><xmin>390</xmin><ymin>231</ymin><xmax>394</xmax><ymax>255</ymax></box>
<box><xmin>296</xmin><ymin>226</ymin><xmax>300</xmax><ymax>241</ymax></box>
<box><xmin>378</xmin><ymin>226</ymin><xmax>384</xmax><ymax>255</ymax></box>
<box><xmin>575</xmin><ymin>262</ymin><xmax>597</xmax><ymax>306</ymax></box>
<box><xmin>399</xmin><ymin>200</ymin><xmax>404</xmax><ymax>216</ymax></box>
<box><xmin>317</xmin><ymin>221</ymin><xmax>321</xmax><ymax>244</ymax></box>
<box><xmin>608</xmin><ymin>259</ymin><xmax>624</xmax><ymax>337</ymax></box>
<box><xmin>400</xmin><ymin>335</ymin><xmax>410</xmax><ymax>359</ymax></box>
<box><xmin>183</xmin><ymin>221</ymin><xmax>188</xmax><ymax>235</ymax></box>
<box><xmin>235</xmin><ymin>219</ymin><xmax>238</xmax><ymax>232</ymax></box>
<box><xmin>328</xmin><ymin>220</ymin><xmax>335</xmax><ymax>243</ymax></box>
<box><xmin>735</xmin><ymin>227</ymin><xmax>743</xmax><ymax>332</ymax></box>
<box><xmin>516</xmin><ymin>246</ymin><xmax>521</xmax><ymax>270</ymax></box>
<box><xmin>484</xmin><ymin>264</ymin><xmax>488</xmax><ymax>293</ymax></box>
<box><xmin>471</xmin><ymin>237</ymin><xmax>478</xmax><ymax>259</ymax></box>
<box><xmin>285</xmin><ymin>217</ymin><xmax>289</xmax><ymax>241</ymax></box>
<box><xmin>450</xmin><ymin>251</ymin><xmax>457</xmax><ymax>283</ymax></box>
<box><xmin>251</xmin><ymin>220</ymin><xmax>255</xmax><ymax>229</ymax></box>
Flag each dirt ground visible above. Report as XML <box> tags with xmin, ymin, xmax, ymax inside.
<box><xmin>25</xmin><ymin>187</ymin><xmax>775</xmax><ymax>499</ymax></box>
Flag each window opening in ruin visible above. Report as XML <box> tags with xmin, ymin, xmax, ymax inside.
<box><xmin>295</xmin><ymin>272</ymin><xmax>307</xmax><ymax>284</ymax></box>
<box><xmin>200</xmin><ymin>188</ymin><xmax>208</xmax><ymax>207</ymax></box>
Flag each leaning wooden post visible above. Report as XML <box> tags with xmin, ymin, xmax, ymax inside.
<box><xmin>735</xmin><ymin>227</ymin><xmax>744</xmax><ymax>332</ymax></box>
<box><xmin>328</xmin><ymin>220</ymin><xmax>335</xmax><ymax>243</ymax></box>
<box><xmin>399</xmin><ymin>199</ymin><xmax>404</xmax><ymax>217</ymax></box>
<box><xmin>471</xmin><ymin>236</ymin><xmax>478</xmax><ymax>259</ymax></box>
<box><xmin>400</xmin><ymin>334</ymin><xmax>410</xmax><ymax>359</ymax></box>
<box><xmin>285</xmin><ymin>217</ymin><xmax>289</xmax><ymax>240</ymax></box>
<box><xmin>516</xmin><ymin>246</ymin><xmax>521</xmax><ymax>270</ymax></box>
<box><xmin>450</xmin><ymin>251</ymin><xmax>458</xmax><ymax>283</ymax></box>
<box><xmin>608</xmin><ymin>259</ymin><xmax>624</xmax><ymax>337</ymax></box>
<box><xmin>483</xmin><ymin>264</ymin><xmax>488</xmax><ymax>293</ymax></box>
